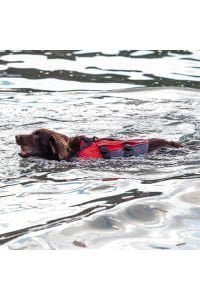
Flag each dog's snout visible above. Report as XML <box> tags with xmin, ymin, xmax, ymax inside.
<box><xmin>15</xmin><ymin>135</ymin><xmax>22</xmax><ymax>144</ymax></box>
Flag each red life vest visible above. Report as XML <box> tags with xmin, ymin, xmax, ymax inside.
<box><xmin>76</xmin><ymin>137</ymin><xmax>149</xmax><ymax>159</ymax></box>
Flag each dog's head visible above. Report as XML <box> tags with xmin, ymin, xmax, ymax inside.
<box><xmin>15</xmin><ymin>129</ymin><xmax>70</xmax><ymax>161</ymax></box>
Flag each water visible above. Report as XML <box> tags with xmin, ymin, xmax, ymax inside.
<box><xmin>0</xmin><ymin>50</ymin><xmax>200</xmax><ymax>249</ymax></box>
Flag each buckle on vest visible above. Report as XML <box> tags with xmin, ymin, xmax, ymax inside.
<box><xmin>99</xmin><ymin>146</ymin><xmax>111</xmax><ymax>159</ymax></box>
<box><xmin>124</xmin><ymin>144</ymin><xmax>134</xmax><ymax>157</ymax></box>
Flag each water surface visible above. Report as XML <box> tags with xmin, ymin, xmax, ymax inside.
<box><xmin>0</xmin><ymin>50</ymin><xmax>200</xmax><ymax>249</ymax></box>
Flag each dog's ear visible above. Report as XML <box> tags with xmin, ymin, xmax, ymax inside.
<box><xmin>49</xmin><ymin>135</ymin><xmax>69</xmax><ymax>161</ymax></box>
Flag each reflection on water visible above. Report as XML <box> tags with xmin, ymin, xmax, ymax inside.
<box><xmin>0</xmin><ymin>50</ymin><xmax>200</xmax><ymax>249</ymax></box>
<box><xmin>1</xmin><ymin>50</ymin><xmax>200</xmax><ymax>91</ymax></box>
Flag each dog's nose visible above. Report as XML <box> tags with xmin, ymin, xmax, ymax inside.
<box><xmin>15</xmin><ymin>135</ymin><xmax>22</xmax><ymax>144</ymax></box>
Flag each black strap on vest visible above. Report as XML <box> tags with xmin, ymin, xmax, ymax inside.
<box><xmin>124</xmin><ymin>144</ymin><xmax>134</xmax><ymax>157</ymax></box>
<box><xmin>79</xmin><ymin>136</ymin><xmax>97</xmax><ymax>152</ymax></box>
<box><xmin>99</xmin><ymin>146</ymin><xmax>111</xmax><ymax>159</ymax></box>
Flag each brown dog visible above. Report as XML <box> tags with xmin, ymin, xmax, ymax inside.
<box><xmin>15</xmin><ymin>128</ymin><xmax>182</xmax><ymax>161</ymax></box>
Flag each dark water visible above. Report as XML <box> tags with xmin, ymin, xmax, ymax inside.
<box><xmin>0</xmin><ymin>50</ymin><xmax>200</xmax><ymax>249</ymax></box>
